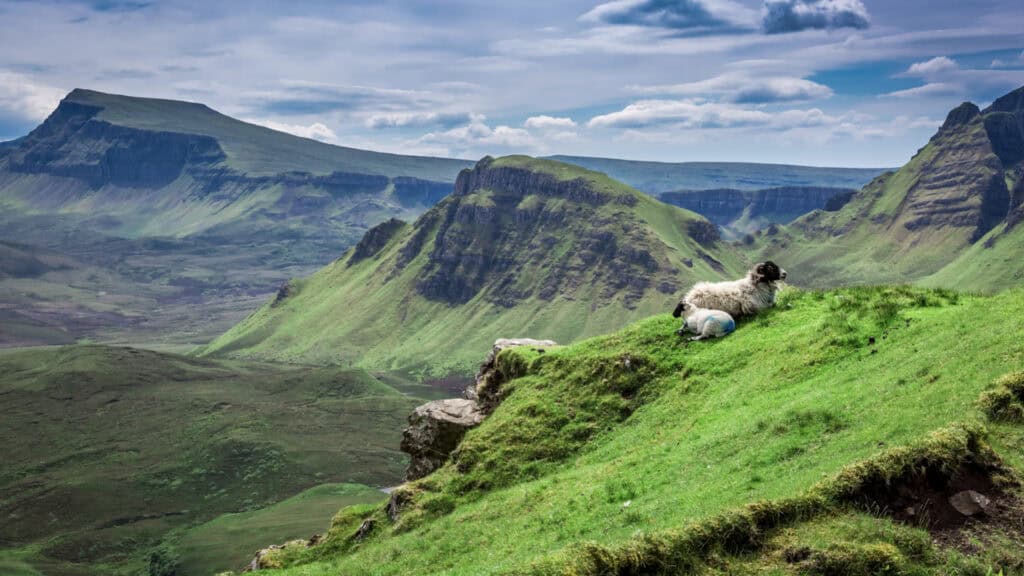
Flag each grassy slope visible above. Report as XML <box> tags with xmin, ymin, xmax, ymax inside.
<box><xmin>251</xmin><ymin>286</ymin><xmax>1024</xmax><ymax>575</ymax></box>
<box><xmin>199</xmin><ymin>156</ymin><xmax>749</xmax><ymax>376</ymax></box>
<box><xmin>175</xmin><ymin>483</ymin><xmax>387</xmax><ymax>575</ymax></box>
<box><xmin>65</xmin><ymin>89</ymin><xmax>471</xmax><ymax>179</ymax></box>
<box><xmin>919</xmin><ymin>222</ymin><xmax>1024</xmax><ymax>292</ymax></box>
<box><xmin>548</xmin><ymin>155</ymin><xmax>887</xmax><ymax>194</ymax></box>
<box><xmin>0</xmin><ymin>345</ymin><xmax>419</xmax><ymax>576</ymax></box>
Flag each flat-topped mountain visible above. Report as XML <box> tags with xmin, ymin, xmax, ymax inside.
<box><xmin>0</xmin><ymin>89</ymin><xmax>472</xmax><ymax>347</ymax></box>
<box><xmin>746</xmin><ymin>85</ymin><xmax>1024</xmax><ymax>291</ymax></box>
<box><xmin>200</xmin><ymin>156</ymin><xmax>749</xmax><ymax>375</ymax></box>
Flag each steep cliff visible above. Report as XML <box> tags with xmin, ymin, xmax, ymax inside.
<box><xmin>200</xmin><ymin>156</ymin><xmax>749</xmax><ymax>375</ymax></box>
<box><xmin>660</xmin><ymin>185</ymin><xmax>856</xmax><ymax>234</ymax></box>
<box><xmin>744</xmin><ymin>85</ymin><xmax>1024</xmax><ymax>291</ymax></box>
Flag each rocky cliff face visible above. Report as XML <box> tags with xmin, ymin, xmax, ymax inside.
<box><xmin>659</xmin><ymin>186</ymin><xmax>856</xmax><ymax>232</ymax></box>
<box><xmin>410</xmin><ymin>157</ymin><xmax>675</xmax><ymax>308</ymax></box>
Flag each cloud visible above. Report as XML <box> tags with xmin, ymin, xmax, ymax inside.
<box><xmin>580</xmin><ymin>0</ymin><xmax>757</xmax><ymax>32</ymax></box>
<box><xmin>248</xmin><ymin>82</ymin><xmax>440</xmax><ymax>117</ymax></box>
<box><xmin>990</xmin><ymin>51</ymin><xmax>1024</xmax><ymax>69</ymax></box>
<box><xmin>247</xmin><ymin>119</ymin><xmax>338</xmax><ymax>142</ymax></box>
<box><xmin>905</xmin><ymin>56</ymin><xmax>957</xmax><ymax>77</ymax></box>
<box><xmin>416</xmin><ymin>116</ymin><xmax>541</xmax><ymax>157</ymax></box>
<box><xmin>762</xmin><ymin>0</ymin><xmax>870</xmax><ymax>34</ymax></box>
<box><xmin>588</xmin><ymin>99</ymin><xmax>772</xmax><ymax>129</ymax></box>
<box><xmin>0</xmin><ymin>71</ymin><xmax>65</xmax><ymax>121</ymax></box>
<box><xmin>365</xmin><ymin>111</ymin><xmax>480</xmax><ymax>130</ymax></box>
<box><xmin>524</xmin><ymin>115</ymin><xmax>578</xmax><ymax>129</ymax></box>
<box><xmin>881</xmin><ymin>82</ymin><xmax>962</xmax><ymax>99</ymax></box>
<box><xmin>632</xmin><ymin>73</ymin><xmax>832</xmax><ymax>103</ymax></box>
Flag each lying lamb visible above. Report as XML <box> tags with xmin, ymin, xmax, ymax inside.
<box><xmin>673</xmin><ymin>261</ymin><xmax>787</xmax><ymax>320</ymax></box>
<box><xmin>676</xmin><ymin>302</ymin><xmax>735</xmax><ymax>341</ymax></box>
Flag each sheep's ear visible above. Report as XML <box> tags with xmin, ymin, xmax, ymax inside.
<box><xmin>753</xmin><ymin>263</ymin><xmax>765</xmax><ymax>281</ymax></box>
<box><xmin>672</xmin><ymin>302</ymin><xmax>684</xmax><ymax>318</ymax></box>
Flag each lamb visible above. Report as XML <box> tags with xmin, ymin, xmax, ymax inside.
<box><xmin>675</xmin><ymin>302</ymin><xmax>736</xmax><ymax>341</ymax></box>
<box><xmin>673</xmin><ymin>261</ymin><xmax>787</xmax><ymax>320</ymax></box>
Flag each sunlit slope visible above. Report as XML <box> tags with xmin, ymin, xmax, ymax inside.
<box><xmin>252</xmin><ymin>286</ymin><xmax>1024</xmax><ymax>575</ymax></box>
<box><xmin>200</xmin><ymin>156</ymin><xmax>749</xmax><ymax>375</ymax></box>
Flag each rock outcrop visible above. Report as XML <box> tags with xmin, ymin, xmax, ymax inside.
<box><xmin>399</xmin><ymin>338</ymin><xmax>557</xmax><ymax>481</ymax></box>
<box><xmin>470</xmin><ymin>338</ymin><xmax>558</xmax><ymax>414</ymax></box>
<box><xmin>659</xmin><ymin>186</ymin><xmax>857</xmax><ymax>233</ymax></box>
<box><xmin>401</xmin><ymin>399</ymin><xmax>484</xmax><ymax>481</ymax></box>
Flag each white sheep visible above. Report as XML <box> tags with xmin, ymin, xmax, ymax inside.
<box><xmin>675</xmin><ymin>302</ymin><xmax>736</xmax><ymax>341</ymax></box>
<box><xmin>673</xmin><ymin>261</ymin><xmax>787</xmax><ymax>320</ymax></box>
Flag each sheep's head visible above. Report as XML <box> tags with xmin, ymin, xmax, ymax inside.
<box><xmin>752</xmin><ymin>261</ymin><xmax>787</xmax><ymax>284</ymax></box>
<box><xmin>673</xmin><ymin>301</ymin><xmax>696</xmax><ymax>318</ymax></box>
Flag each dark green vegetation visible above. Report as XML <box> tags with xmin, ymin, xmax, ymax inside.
<box><xmin>745</xmin><ymin>86</ymin><xmax>1024</xmax><ymax>292</ymax></box>
<box><xmin>0</xmin><ymin>89</ymin><xmax>471</xmax><ymax>349</ymax></box>
<box><xmin>0</xmin><ymin>345</ymin><xmax>423</xmax><ymax>575</ymax></box>
<box><xmin>199</xmin><ymin>155</ymin><xmax>750</xmax><ymax>375</ymax></box>
<box><xmin>225</xmin><ymin>286</ymin><xmax>1024</xmax><ymax>575</ymax></box>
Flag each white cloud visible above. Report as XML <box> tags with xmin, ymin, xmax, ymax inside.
<box><xmin>990</xmin><ymin>50</ymin><xmax>1024</xmax><ymax>68</ymax></box>
<box><xmin>418</xmin><ymin>117</ymin><xmax>537</xmax><ymax>154</ymax></box>
<box><xmin>881</xmin><ymin>82</ymin><xmax>962</xmax><ymax>99</ymax></box>
<box><xmin>524</xmin><ymin>115</ymin><xmax>577</xmax><ymax>129</ymax></box>
<box><xmin>365</xmin><ymin>111</ymin><xmax>480</xmax><ymax>130</ymax></box>
<box><xmin>247</xmin><ymin>119</ymin><xmax>338</xmax><ymax>142</ymax></box>
<box><xmin>631</xmin><ymin>73</ymin><xmax>832</xmax><ymax>103</ymax></box>
<box><xmin>0</xmin><ymin>71</ymin><xmax>65</xmax><ymax>121</ymax></box>
<box><xmin>580</xmin><ymin>0</ymin><xmax>759</xmax><ymax>32</ymax></box>
<box><xmin>588</xmin><ymin>99</ymin><xmax>773</xmax><ymax>129</ymax></box>
<box><xmin>905</xmin><ymin>56</ymin><xmax>957</xmax><ymax>77</ymax></box>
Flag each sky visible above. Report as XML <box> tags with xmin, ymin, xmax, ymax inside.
<box><xmin>1</xmin><ymin>0</ymin><xmax>1023</xmax><ymax>167</ymax></box>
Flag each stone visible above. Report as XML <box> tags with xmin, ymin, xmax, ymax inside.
<box><xmin>948</xmin><ymin>490</ymin><xmax>990</xmax><ymax>517</ymax></box>
<box><xmin>470</xmin><ymin>338</ymin><xmax>558</xmax><ymax>413</ymax></box>
<box><xmin>353</xmin><ymin>519</ymin><xmax>375</xmax><ymax>541</ymax></box>
<box><xmin>401</xmin><ymin>398</ymin><xmax>484</xmax><ymax>481</ymax></box>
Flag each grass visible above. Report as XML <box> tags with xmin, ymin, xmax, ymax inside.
<box><xmin>199</xmin><ymin>155</ymin><xmax>749</xmax><ymax>376</ymax></box>
<box><xmin>238</xmin><ymin>286</ymin><xmax>1024</xmax><ymax>575</ymax></box>
<box><xmin>0</xmin><ymin>345</ymin><xmax>423</xmax><ymax>576</ymax></box>
<box><xmin>174</xmin><ymin>483</ymin><xmax>388</xmax><ymax>575</ymax></box>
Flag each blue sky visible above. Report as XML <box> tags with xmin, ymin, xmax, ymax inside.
<box><xmin>1</xmin><ymin>0</ymin><xmax>1023</xmax><ymax>166</ymax></box>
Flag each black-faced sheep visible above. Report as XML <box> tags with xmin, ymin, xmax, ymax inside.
<box><xmin>675</xmin><ymin>302</ymin><xmax>736</xmax><ymax>341</ymax></box>
<box><xmin>672</xmin><ymin>261</ymin><xmax>787</xmax><ymax>319</ymax></box>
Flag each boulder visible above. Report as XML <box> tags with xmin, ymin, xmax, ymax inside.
<box><xmin>470</xmin><ymin>338</ymin><xmax>558</xmax><ymax>413</ymax></box>
<box><xmin>948</xmin><ymin>490</ymin><xmax>990</xmax><ymax>517</ymax></box>
<box><xmin>401</xmin><ymin>399</ymin><xmax>484</xmax><ymax>481</ymax></box>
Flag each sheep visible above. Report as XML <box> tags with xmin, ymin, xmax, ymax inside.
<box><xmin>673</xmin><ymin>261</ymin><xmax>787</xmax><ymax>320</ymax></box>
<box><xmin>676</xmin><ymin>302</ymin><xmax>736</xmax><ymax>341</ymax></box>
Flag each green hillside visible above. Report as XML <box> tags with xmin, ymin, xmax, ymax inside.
<box><xmin>65</xmin><ymin>89</ymin><xmax>470</xmax><ymax>179</ymax></box>
<box><xmin>0</xmin><ymin>89</ymin><xmax>472</xmax><ymax>348</ymax></box>
<box><xmin>199</xmin><ymin>156</ymin><xmax>750</xmax><ymax>376</ymax></box>
<box><xmin>222</xmin><ymin>286</ymin><xmax>1024</xmax><ymax>575</ymax></box>
<box><xmin>743</xmin><ymin>86</ymin><xmax>1024</xmax><ymax>291</ymax></box>
<box><xmin>0</xmin><ymin>345</ymin><xmax>425</xmax><ymax>576</ymax></box>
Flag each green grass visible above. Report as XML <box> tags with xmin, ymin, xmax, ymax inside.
<box><xmin>199</xmin><ymin>155</ymin><xmax>748</xmax><ymax>376</ymax></box>
<box><xmin>240</xmin><ymin>286</ymin><xmax>1024</xmax><ymax>575</ymax></box>
<box><xmin>174</xmin><ymin>483</ymin><xmax>388</xmax><ymax>575</ymax></box>
<box><xmin>0</xmin><ymin>345</ymin><xmax>422</xmax><ymax>576</ymax></box>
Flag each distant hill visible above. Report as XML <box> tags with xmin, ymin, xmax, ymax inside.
<box><xmin>0</xmin><ymin>344</ymin><xmax>427</xmax><ymax>576</ymax></box>
<box><xmin>548</xmin><ymin>154</ymin><xmax>887</xmax><ymax>194</ymax></box>
<box><xmin>744</xmin><ymin>85</ymin><xmax>1024</xmax><ymax>291</ymax></box>
<box><xmin>199</xmin><ymin>156</ymin><xmax>751</xmax><ymax>375</ymax></box>
<box><xmin>0</xmin><ymin>89</ymin><xmax>472</xmax><ymax>348</ymax></box>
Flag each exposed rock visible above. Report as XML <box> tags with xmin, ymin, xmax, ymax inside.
<box><xmin>659</xmin><ymin>186</ymin><xmax>857</xmax><ymax>231</ymax></box>
<box><xmin>387</xmin><ymin>487</ymin><xmax>413</xmax><ymax>522</ymax></box>
<box><xmin>686</xmin><ymin>219</ymin><xmax>720</xmax><ymax>246</ymax></box>
<box><xmin>348</xmin><ymin>218</ymin><xmax>406</xmax><ymax>266</ymax></box>
<box><xmin>392</xmin><ymin>176</ymin><xmax>452</xmax><ymax>207</ymax></box>
<box><xmin>353</xmin><ymin>519</ymin><xmax>375</xmax><ymax>541</ymax></box>
<box><xmin>242</xmin><ymin>540</ymin><xmax>306</xmax><ymax>572</ymax></box>
<box><xmin>271</xmin><ymin>281</ymin><xmax>296</xmax><ymax>307</ymax></box>
<box><xmin>401</xmin><ymin>399</ymin><xmax>484</xmax><ymax>481</ymax></box>
<box><xmin>471</xmin><ymin>338</ymin><xmax>558</xmax><ymax>414</ymax></box>
<box><xmin>940</xmin><ymin>102</ymin><xmax>981</xmax><ymax>133</ymax></box>
<box><xmin>949</xmin><ymin>490</ymin><xmax>991</xmax><ymax>517</ymax></box>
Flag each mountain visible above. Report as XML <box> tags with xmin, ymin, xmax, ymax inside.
<box><xmin>659</xmin><ymin>185</ymin><xmax>857</xmax><ymax>237</ymax></box>
<box><xmin>222</xmin><ymin>286</ymin><xmax>1024</xmax><ymax>575</ymax></box>
<box><xmin>745</xmin><ymin>85</ymin><xmax>1024</xmax><ymax>291</ymax></box>
<box><xmin>0</xmin><ymin>89</ymin><xmax>472</xmax><ymax>348</ymax></box>
<box><xmin>548</xmin><ymin>154</ymin><xmax>887</xmax><ymax>194</ymax></box>
<box><xmin>199</xmin><ymin>156</ymin><xmax>749</xmax><ymax>376</ymax></box>
<box><xmin>0</xmin><ymin>345</ymin><xmax>439</xmax><ymax>576</ymax></box>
